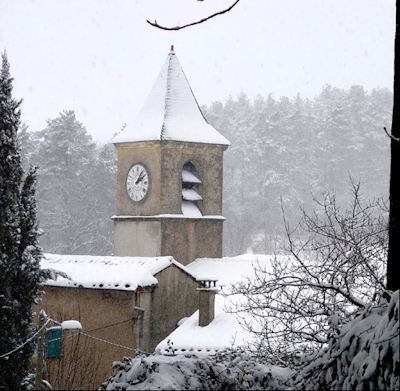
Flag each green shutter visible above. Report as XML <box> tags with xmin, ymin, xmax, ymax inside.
<box><xmin>46</xmin><ymin>327</ymin><xmax>62</xmax><ymax>359</ymax></box>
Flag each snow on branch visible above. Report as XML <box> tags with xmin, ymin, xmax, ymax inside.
<box><xmin>293</xmin><ymin>290</ymin><xmax>399</xmax><ymax>390</ymax></box>
<box><xmin>383</xmin><ymin>127</ymin><xmax>399</xmax><ymax>142</ymax></box>
<box><xmin>225</xmin><ymin>181</ymin><xmax>388</xmax><ymax>367</ymax></box>
<box><xmin>147</xmin><ymin>0</ymin><xmax>240</xmax><ymax>31</ymax></box>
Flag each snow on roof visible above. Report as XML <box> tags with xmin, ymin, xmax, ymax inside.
<box><xmin>182</xmin><ymin>189</ymin><xmax>202</xmax><ymax>201</ymax></box>
<box><xmin>187</xmin><ymin>254</ymin><xmax>275</xmax><ymax>286</ymax></box>
<box><xmin>156</xmin><ymin>295</ymin><xmax>253</xmax><ymax>355</ymax></box>
<box><xmin>112</xmin><ymin>214</ymin><xmax>225</xmax><ymax>220</ymax></box>
<box><xmin>41</xmin><ymin>253</ymin><xmax>196</xmax><ymax>291</ymax></box>
<box><xmin>181</xmin><ymin>200</ymin><xmax>202</xmax><ymax>217</ymax></box>
<box><xmin>156</xmin><ymin>254</ymin><xmax>277</xmax><ymax>355</ymax></box>
<box><xmin>182</xmin><ymin>169</ymin><xmax>202</xmax><ymax>184</ymax></box>
<box><xmin>112</xmin><ymin>48</ymin><xmax>230</xmax><ymax>146</ymax></box>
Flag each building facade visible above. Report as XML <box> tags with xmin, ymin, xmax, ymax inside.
<box><xmin>37</xmin><ymin>255</ymin><xmax>200</xmax><ymax>390</ymax></box>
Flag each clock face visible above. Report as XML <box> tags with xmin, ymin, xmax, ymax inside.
<box><xmin>126</xmin><ymin>163</ymin><xmax>149</xmax><ymax>203</ymax></box>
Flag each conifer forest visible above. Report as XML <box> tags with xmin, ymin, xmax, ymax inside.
<box><xmin>19</xmin><ymin>85</ymin><xmax>392</xmax><ymax>257</ymax></box>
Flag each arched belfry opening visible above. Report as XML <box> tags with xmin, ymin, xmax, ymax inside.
<box><xmin>181</xmin><ymin>162</ymin><xmax>202</xmax><ymax>217</ymax></box>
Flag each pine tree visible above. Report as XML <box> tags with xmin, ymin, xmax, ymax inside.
<box><xmin>32</xmin><ymin>110</ymin><xmax>115</xmax><ymax>255</ymax></box>
<box><xmin>0</xmin><ymin>52</ymin><xmax>44</xmax><ymax>389</ymax></box>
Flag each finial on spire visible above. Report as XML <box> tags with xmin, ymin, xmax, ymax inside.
<box><xmin>170</xmin><ymin>45</ymin><xmax>174</xmax><ymax>53</ymax></box>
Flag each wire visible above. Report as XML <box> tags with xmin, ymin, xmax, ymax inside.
<box><xmin>79</xmin><ymin>331</ymin><xmax>140</xmax><ymax>353</ymax></box>
<box><xmin>85</xmin><ymin>317</ymin><xmax>136</xmax><ymax>333</ymax></box>
<box><xmin>0</xmin><ymin>314</ymin><xmax>144</xmax><ymax>360</ymax></box>
<box><xmin>43</xmin><ymin>330</ymin><xmax>141</xmax><ymax>354</ymax></box>
<box><xmin>49</xmin><ymin>316</ymin><xmax>137</xmax><ymax>334</ymax></box>
<box><xmin>48</xmin><ymin>317</ymin><xmax>147</xmax><ymax>354</ymax></box>
<box><xmin>0</xmin><ymin>318</ymin><xmax>51</xmax><ymax>359</ymax></box>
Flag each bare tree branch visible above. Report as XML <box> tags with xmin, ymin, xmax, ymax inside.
<box><xmin>147</xmin><ymin>0</ymin><xmax>240</xmax><ymax>31</ymax></box>
<box><xmin>383</xmin><ymin>126</ymin><xmax>400</xmax><ymax>142</ymax></box>
<box><xmin>226</xmin><ymin>181</ymin><xmax>388</xmax><ymax>365</ymax></box>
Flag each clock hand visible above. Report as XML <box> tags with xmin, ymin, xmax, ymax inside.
<box><xmin>135</xmin><ymin>172</ymin><xmax>145</xmax><ymax>185</ymax></box>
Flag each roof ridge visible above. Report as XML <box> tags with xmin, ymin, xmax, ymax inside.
<box><xmin>112</xmin><ymin>48</ymin><xmax>230</xmax><ymax>146</ymax></box>
<box><xmin>173</xmin><ymin>54</ymin><xmax>210</xmax><ymax>126</ymax></box>
<box><xmin>160</xmin><ymin>52</ymin><xmax>172</xmax><ymax>141</ymax></box>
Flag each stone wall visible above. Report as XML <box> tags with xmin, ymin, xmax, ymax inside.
<box><xmin>115</xmin><ymin>141</ymin><xmax>162</xmax><ymax>216</ymax></box>
<box><xmin>36</xmin><ymin>287</ymin><xmax>138</xmax><ymax>390</ymax></box>
<box><xmin>114</xmin><ymin>140</ymin><xmax>227</xmax><ymax>217</ymax></box>
<box><xmin>161</xmin><ymin>218</ymin><xmax>224</xmax><ymax>265</ymax></box>
<box><xmin>159</xmin><ymin>141</ymin><xmax>226</xmax><ymax>216</ymax></box>
<box><xmin>113</xmin><ymin>217</ymin><xmax>223</xmax><ymax>264</ymax></box>
<box><xmin>148</xmin><ymin>264</ymin><xmax>200</xmax><ymax>350</ymax></box>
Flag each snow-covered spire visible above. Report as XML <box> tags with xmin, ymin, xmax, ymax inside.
<box><xmin>113</xmin><ymin>48</ymin><xmax>230</xmax><ymax>145</ymax></box>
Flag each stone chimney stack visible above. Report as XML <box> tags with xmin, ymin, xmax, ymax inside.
<box><xmin>197</xmin><ymin>279</ymin><xmax>218</xmax><ymax>327</ymax></box>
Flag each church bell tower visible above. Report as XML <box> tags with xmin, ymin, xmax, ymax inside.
<box><xmin>112</xmin><ymin>46</ymin><xmax>230</xmax><ymax>266</ymax></box>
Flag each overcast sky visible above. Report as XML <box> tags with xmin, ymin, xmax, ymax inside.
<box><xmin>0</xmin><ymin>0</ymin><xmax>396</xmax><ymax>143</ymax></box>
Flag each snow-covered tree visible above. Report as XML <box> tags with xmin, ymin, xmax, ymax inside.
<box><xmin>31</xmin><ymin>110</ymin><xmax>116</xmax><ymax>255</ymax></box>
<box><xmin>12</xmin><ymin>85</ymin><xmax>391</xmax><ymax>258</ymax></box>
<box><xmin>227</xmin><ymin>181</ymin><xmax>388</xmax><ymax>366</ymax></box>
<box><xmin>101</xmin><ymin>292</ymin><xmax>398</xmax><ymax>390</ymax></box>
<box><xmin>101</xmin><ymin>348</ymin><xmax>293</xmax><ymax>390</ymax></box>
<box><xmin>0</xmin><ymin>52</ymin><xmax>45</xmax><ymax>389</ymax></box>
<box><xmin>293</xmin><ymin>290</ymin><xmax>399</xmax><ymax>390</ymax></box>
<box><xmin>17</xmin><ymin>123</ymin><xmax>33</xmax><ymax>172</ymax></box>
<box><xmin>202</xmin><ymin>87</ymin><xmax>391</xmax><ymax>256</ymax></box>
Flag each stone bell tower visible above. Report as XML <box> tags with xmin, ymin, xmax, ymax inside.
<box><xmin>112</xmin><ymin>46</ymin><xmax>229</xmax><ymax>265</ymax></box>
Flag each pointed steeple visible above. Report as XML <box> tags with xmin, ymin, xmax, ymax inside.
<box><xmin>113</xmin><ymin>47</ymin><xmax>230</xmax><ymax>146</ymax></box>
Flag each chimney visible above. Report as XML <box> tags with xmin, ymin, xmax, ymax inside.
<box><xmin>197</xmin><ymin>278</ymin><xmax>218</xmax><ymax>327</ymax></box>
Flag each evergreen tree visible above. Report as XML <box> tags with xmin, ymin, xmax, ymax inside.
<box><xmin>32</xmin><ymin>110</ymin><xmax>115</xmax><ymax>255</ymax></box>
<box><xmin>0</xmin><ymin>52</ymin><xmax>43</xmax><ymax>389</ymax></box>
<box><xmin>203</xmin><ymin>86</ymin><xmax>392</xmax><ymax>256</ymax></box>
<box><xmin>17</xmin><ymin>123</ymin><xmax>41</xmax><ymax>177</ymax></box>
